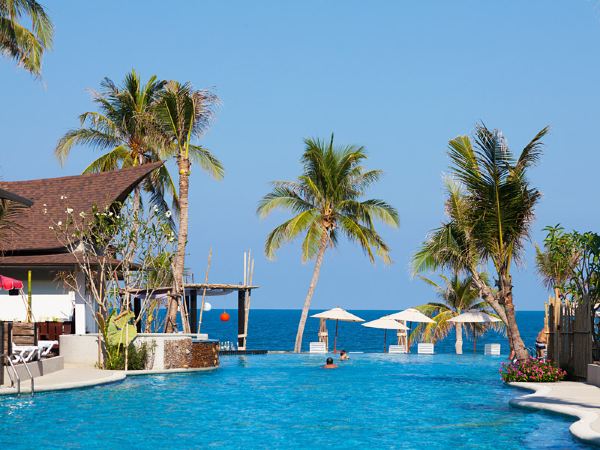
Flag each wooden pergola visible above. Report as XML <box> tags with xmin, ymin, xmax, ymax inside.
<box><xmin>127</xmin><ymin>283</ymin><xmax>259</xmax><ymax>350</ymax></box>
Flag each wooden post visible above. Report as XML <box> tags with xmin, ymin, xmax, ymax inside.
<box><xmin>190</xmin><ymin>289</ymin><xmax>198</xmax><ymax>333</ymax></box>
<box><xmin>237</xmin><ymin>289</ymin><xmax>246</xmax><ymax>350</ymax></box>
<box><xmin>133</xmin><ymin>297</ymin><xmax>142</xmax><ymax>333</ymax></box>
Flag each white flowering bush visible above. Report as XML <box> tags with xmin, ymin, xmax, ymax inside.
<box><xmin>51</xmin><ymin>199</ymin><xmax>176</xmax><ymax>368</ymax></box>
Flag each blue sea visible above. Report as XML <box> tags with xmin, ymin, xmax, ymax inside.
<box><xmin>197</xmin><ymin>309</ymin><xmax>543</xmax><ymax>354</ymax></box>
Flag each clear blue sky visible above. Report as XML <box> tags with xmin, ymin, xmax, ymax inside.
<box><xmin>1</xmin><ymin>1</ymin><xmax>599</xmax><ymax>310</ymax></box>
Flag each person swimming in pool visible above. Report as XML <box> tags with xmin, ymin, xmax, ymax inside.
<box><xmin>323</xmin><ymin>357</ymin><xmax>338</xmax><ymax>369</ymax></box>
<box><xmin>340</xmin><ymin>350</ymin><xmax>349</xmax><ymax>361</ymax></box>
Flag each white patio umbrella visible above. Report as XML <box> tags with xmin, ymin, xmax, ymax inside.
<box><xmin>362</xmin><ymin>317</ymin><xmax>409</xmax><ymax>352</ymax></box>
<box><xmin>448</xmin><ymin>310</ymin><xmax>502</xmax><ymax>353</ymax></box>
<box><xmin>383</xmin><ymin>308</ymin><xmax>435</xmax><ymax>352</ymax></box>
<box><xmin>311</xmin><ymin>308</ymin><xmax>364</xmax><ymax>352</ymax></box>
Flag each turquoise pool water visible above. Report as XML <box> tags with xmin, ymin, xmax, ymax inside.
<box><xmin>0</xmin><ymin>354</ymin><xmax>587</xmax><ymax>449</ymax></box>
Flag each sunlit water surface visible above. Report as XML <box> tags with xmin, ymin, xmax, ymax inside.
<box><xmin>0</xmin><ymin>353</ymin><xmax>588</xmax><ymax>449</ymax></box>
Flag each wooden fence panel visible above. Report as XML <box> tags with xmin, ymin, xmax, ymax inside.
<box><xmin>574</xmin><ymin>301</ymin><xmax>592</xmax><ymax>380</ymax></box>
<box><xmin>11</xmin><ymin>322</ymin><xmax>37</xmax><ymax>346</ymax></box>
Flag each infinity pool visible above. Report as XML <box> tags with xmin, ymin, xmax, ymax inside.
<box><xmin>0</xmin><ymin>354</ymin><xmax>587</xmax><ymax>449</ymax></box>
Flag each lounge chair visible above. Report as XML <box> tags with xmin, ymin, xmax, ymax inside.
<box><xmin>309</xmin><ymin>342</ymin><xmax>327</xmax><ymax>353</ymax></box>
<box><xmin>10</xmin><ymin>344</ymin><xmax>39</xmax><ymax>364</ymax></box>
<box><xmin>417</xmin><ymin>343</ymin><xmax>434</xmax><ymax>354</ymax></box>
<box><xmin>388</xmin><ymin>345</ymin><xmax>407</xmax><ymax>353</ymax></box>
<box><xmin>38</xmin><ymin>340</ymin><xmax>59</xmax><ymax>358</ymax></box>
<box><xmin>484</xmin><ymin>343</ymin><xmax>501</xmax><ymax>356</ymax></box>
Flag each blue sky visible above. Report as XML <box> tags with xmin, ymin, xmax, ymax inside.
<box><xmin>1</xmin><ymin>1</ymin><xmax>599</xmax><ymax>310</ymax></box>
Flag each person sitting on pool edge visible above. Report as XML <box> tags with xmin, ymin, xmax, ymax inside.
<box><xmin>340</xmin><ymin>350</ymin><xmax>349</xmax><ymax>361</ymax></box>
<box><xmin>323</xmin><ymin>357</ymin><xmax>338</xmax><ymax>369</ymax></box>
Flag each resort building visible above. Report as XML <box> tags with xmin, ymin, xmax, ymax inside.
<box><xmin>0</xmin><ymin>163</ymin><xmax>162</xmax><ymax>333</ymax></box>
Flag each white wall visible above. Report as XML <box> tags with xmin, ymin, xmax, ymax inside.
<box><xmin>0</xmin><ymin>268</ymin><xmax>97</xmax><ymax>333</ymax></box>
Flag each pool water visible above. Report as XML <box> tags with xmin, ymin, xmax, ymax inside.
<box><xmin>0</xmin><ymin>354</ymin><xmax>587</xmax><ymax>449</ymax></box>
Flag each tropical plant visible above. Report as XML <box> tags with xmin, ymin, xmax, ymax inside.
<box><xmin>0</xmin><ymin>0</ymin><xmax>53</xmax><ymax>76</ymax></box>
<box><xmin>535</xmin><ymin>225</ymin><xmax>579</xmax><ymax>302</ymax></box>
<box><xmin>54</xmin><ymin>70</ymin><xmax>176</xmax><ymax>217</ymax></box>
<box><xmin>258</xmin><ymin>135</ymin><xmax>399</xmax><ymax>352</ymax></box>
<box><xmin>412</xmin><ymin>273</ymin><xmax>503</xmax><ymax>354</ymax></box>
<box><xmin>153</xmin><ymin>80</ymin><xmax>223</xmax><ymax>333</ymax></box>
<box><xmin>412</xmin><ymin>124</ymin><xmax>549</xmax><ymax>361</ymax></box>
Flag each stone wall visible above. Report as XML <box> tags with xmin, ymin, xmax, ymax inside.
<box><xmin>164</xmin><ymin>338</ymin><xmax>193</xmax><ymax>369</ymax></box>
<box><xmin>191</xmin><ymin>341</ymin><xmax>219</xmax><ymax>368</ymax></box>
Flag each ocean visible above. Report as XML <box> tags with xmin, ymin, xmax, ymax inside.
<box><xmin>196</xmin><ymin>309</ymin><xmax>543</xmax><ymax>354</ymax></box>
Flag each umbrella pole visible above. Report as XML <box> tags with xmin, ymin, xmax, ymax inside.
<box><xmin>333</xmin><ymin>320</ymin><xmax>339</xmax><ymax>353</ymax></box>
<box><xmin>473</xmin><ymin>334</ymin><xmax>477</xmax><ymax>353</ymax></box>
<box><xmin>384</xmin><ymin>329</ymin><xmax>387</xmax><ymax>353</ymax></box>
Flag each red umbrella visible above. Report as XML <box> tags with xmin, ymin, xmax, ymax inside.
<box><xmin>0</xmin><ymin>275</ymin><xmax>23</xmax><ymax>290</ymax></box>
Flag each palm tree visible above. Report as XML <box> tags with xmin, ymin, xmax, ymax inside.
<box><xmin>258</xmin><ymin>136</ymin><xmax>399</xmax><ymax>352</ymax></box>
<box><xmin>413</xmin><ymin>273</ymin><xmax>503</xmax><ymax>354</ymax></box>
<box><xmin>412</xmin><ymin>124</ymin><xmax>548</xmax><ymax>361</ymax></box>
<box><xmin>0</xmin><ymin>0</ymin><xmax>53</xmax><ymax>76</ymax></box>
<box><xmin>153</xmin><ymin>80</ymin><xmax>224</xmax><ymax>333</ymax></box>
<box><xmin>54</xmin><ymin>70</ymin><xmax>177</xmax><ymax>216</ymax></box>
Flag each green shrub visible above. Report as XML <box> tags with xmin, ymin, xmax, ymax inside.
<box><xmin>104</xmin><ymin>342</ymin><xmax>150</xmax><ymax>370</ymax></box>
<box><xmin>500</xmin><ymin>357</ymin><xmax>566</xmax><ymax>382</ymax></box>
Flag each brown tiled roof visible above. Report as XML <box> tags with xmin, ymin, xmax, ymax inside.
<box><xmin>0</xmin><ymin>252</ymin><xmax>126</xmax><ymax>267</ymax></box>
<box><xmin>0</xmin><ymin>162</ymin><xmax>162</xmax><ymax>253</ymax></box>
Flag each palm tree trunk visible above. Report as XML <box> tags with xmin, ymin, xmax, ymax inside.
<box><xmin>165</xmin><ymin>156</ymin><xmax>191</xmax><ymax>333</ymax></box>
<box><xmin>503</xmin><ymin>289</ymin><xmax>528</xmax><ymax>361</ymax></box>
<box><xmin>294</xmin><ymin>230</ymin><xmax>328</xmax><ymax>353</ymax></box>
<box><xmin>455</xmin><ymin>322</ymin><xmax>463</xmax><ymax>354</ymax></box>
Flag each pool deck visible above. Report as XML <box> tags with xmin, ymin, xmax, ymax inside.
<box><xmin>510</xmin><ymin>381</ymin><xmax>600</xmax><ymax>446</ymax></box>
<box><xmin>0</xmin><ymin>364</ymin><xmax>217</xmax><ymax>395</ymax></box>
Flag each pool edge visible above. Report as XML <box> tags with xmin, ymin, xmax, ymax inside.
<box><xmin>508</xmin><ymin>382</ymin><xmax>600</xmax><ymax>447</ymax></box>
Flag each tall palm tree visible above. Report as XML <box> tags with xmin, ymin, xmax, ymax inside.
<box><xmin>0</xmin><ymin>0</ymin><xmax>53</xmax><ymax>76</ymax></box>
<box><xmin>412</xmin><ymin>124</ymin><xmax>548</xmax><ymax>361</ymax></box>
<box><xmin>54</xmin><ymin>70</ymin><xmax>176</xmax><ymax>216</ymax></box>
<box><xmin>413</xmin><ymin>273</ymin><xmax>503</xmax><ymax>354</ymax></box>
<box><xmin>258</xmin><ymin>136</ymin><xmax>399</xmax><ymax>352</ymax></box>
<box><xmin>153</xmin><ymin>80</ymin><xmax>224</xmax><ymax>333</ymax></box>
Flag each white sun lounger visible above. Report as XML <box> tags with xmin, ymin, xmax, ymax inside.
<box><xmin>309</xmin><ymin>342</ymin><xmax>327</xmax><ymax>353</ymax></box>
<box><xmin>38</xmin><ymin>340</ymin><xmax>59</xmax><ymax>357</ymax></box>
<box><xmin>388</xmin><ymin>345</ymin><xmax>407</xmax><ymax>353</ymax></box>
<box><xmin>10</xmin><ymin>344</ymin><xmax>39</xmax><ymax>364</ymax></box>
<box><xmin>417</xmin><ymin>343</ymin><xmax>434</xmax><ymax>354</ymax></box>
<box><xmin>484</xmin><ymin>343</ymin><xmax>501</xmax><ymax>356</ymax></box>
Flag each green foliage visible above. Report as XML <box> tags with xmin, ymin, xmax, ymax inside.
<box><xmin>412</xmin><ymin>273</ymin><xmax>503</xmax><ymax>343</ymax></box>
<box><xmin>413</xmin><ymin>124</ymin><xmax>548</xmax><ymax>276</ymax></box>
<box><xmin>54</xmin><ymin>70</ymin><xmax>179</xmax><ymax>217</ymax></box>
<box><xmin>500</xmin><ymin>358</ymin><xmax>566</xmax><ymax>383</ymax></box>
<box><xmin>107</xmin><ymin>310</ymin><xmax>137</xmax><ymax>347</ymax></box>
<box><xmin>104</xmin><ymin>342</ymin><xmax>150</xmax><ymax>371</ymax></box>
<box><xmin>258</xmin><ymin>135</ymin><xmax>399</xmax><ymax>263</ymax></box>
<box><xmin>152</xmin><ymin>80</ymin><xmax>224</xmax><ymax>179</ymax></box>
<box><xmin>537</xmin><ymin>225</ymin><xmax>600</xmax><ymax>302</ymax></box>
<box><xmin>0</xmin><ymin>0</ymin><xmax>53</xmax><ymax>76</ymax></box>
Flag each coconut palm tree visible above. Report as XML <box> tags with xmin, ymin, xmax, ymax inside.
<box><xmin>54</xmin><ymin>70</ymin><xmax>176</xmax><ymax>216</ymax></box>
<box><xmin>153</xmin><ymin>80</ymin><xmax>224</xmax><ymax>333</ymax></box>
<box><xmin>258</xmin><ymin>136</ymin><xmax>399</xmax><ymax>352</ymax></box>
<box><xmin>0</xmin><ymin>0</ymin><xmax>53</xmax><ymax>76</ymax></box>
<box><xmin>412</xmin><ymin>123</ymin><xmax>548</xmax><ymax>361</ymax></box>
<box><xmin>54</xmin><ymin>70</ymin><xmax>178</xmax><ymax>211</ymax></box>
<box><xmin>412</xmin><ymin>273</ymin><xmax>503</xmax><ymax>354</ymax></box>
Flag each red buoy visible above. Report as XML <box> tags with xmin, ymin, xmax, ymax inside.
<box><xmin>220</xmin><ymin>311</ymin><xmax>230</xmax><ymax>322</ymax></box>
